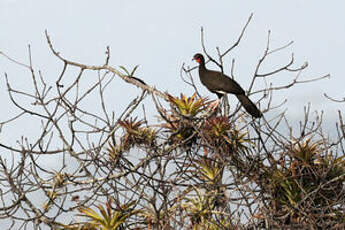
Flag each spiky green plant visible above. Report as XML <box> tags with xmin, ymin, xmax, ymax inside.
<box><xmin>167</xmin><ymin>93</ymin><xmax>211</xmax><ymax>117</ymax></box>
<box><xmin>202</xmin><ymin>116</ymin><xmax>253</xmax><ymax>161</ymax></box>
<box><xmin>181</xmin><ymin>189</ymin><xmax>231</xmax><ymax>230</ymax></box>
<box><xmin>258</xmin><ymin>137</ymin><xmax>345</xmax><ymax>225</ymax></box>
<box><xmin>118</xmin><ymin>117</ymin><xmax>156</xmax><ymax>149</ymax></box>
<box><xmin>192</xmin><ymin>157</ymin><xmax>224</xmax><ymax>186</ymax></box>
<box><xmin>104</xmin><ymin>142</ymin><xmax>123</xmax><ymax>164</ymax></box>
<box><xmin>59</xmin><ymin>199</ymin><xmax>140</xmax><ymax>230</ymax></box>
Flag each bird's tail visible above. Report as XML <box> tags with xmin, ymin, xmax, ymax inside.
<box><xmin>236</xmin><ymin>94</ymin><xmax>262</xmax><ymax>118</ymax></box>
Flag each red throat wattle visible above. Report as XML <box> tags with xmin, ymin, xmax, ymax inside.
<box><xmin>196</xmin><ymin>58</ymin><xmax>200</xmax><ymax>63</ymax></box>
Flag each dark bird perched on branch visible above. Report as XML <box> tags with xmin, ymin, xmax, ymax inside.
<box><xmin>193</xmin><ymin>53</ymin><xmax>262</xmax><ymax>118</ymax></box>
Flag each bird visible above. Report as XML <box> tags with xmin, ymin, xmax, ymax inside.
<box><xmin>193</xmin><ymin>53</ymin><xmax>262</xmax><ymax>118</ymax></box>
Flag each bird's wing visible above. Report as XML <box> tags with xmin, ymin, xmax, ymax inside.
<box><xmin>200</xmin><ymin>70</ymin><xmax>245</xmax><ymax>95</ymax></box>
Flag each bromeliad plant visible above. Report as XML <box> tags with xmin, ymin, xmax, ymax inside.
<box><xmin>181</xmin><ymin>189</ymin><xmax>216</xmax><ymax>226</ymax></box>
<box><xmin>60</xmin><ymin>199</ymin><xmax>140</xmax><ymax>230</ymax></box>
<box><xmin>167</xmin><ymin>93</ymin><xmax>211</xmax><ymax>117</ymax></box>
<box><xmin>104</xmin><ymin>141</ymin><xmax>124</xmax><ymax>165</ymax></box>
<box><xmin>192</xmin><ymin>156</ymin><xmax>224</xmax><ymax>188</ymax></box>
<box><xmin>138</xmin><ymin>203</ymin><xmax>177</xmax><ymax>229</ymax></box>
<box><xmin>203</xmin><ymin>116</ymin><xmax>251</xmax><ymax>147</ymax></box>
<box><xmin>202</xmin><ymin>116</ymin><xmax>253</xmax><ymax>162</ymax></box>
<box><xmin>118</xmin><ymin>117</ymin><xmax>156</xmax><ymax>149</ymax></box>
<box><xmin>181</xmin><ymin>188</ymin><xmax>231</xmax><ymax>230</ymax></box>
<box><xmin>289</xmin><ymin>137</ymin><xmax>322</xmax><ymax>165</ymax></box>
<box><xmin>161</xmin><ymin>93</ymin><xmax>212</xmax><ymax>146</ymax></box>
<box><xmin>203</xmin><ymin>116</ymin><xmax>231</xmax><ymax>139</ymax></box>
<box><xmin>258</xmin><ymin>137</ymin><xmax>345</xmax><ymax>225</ymax></box>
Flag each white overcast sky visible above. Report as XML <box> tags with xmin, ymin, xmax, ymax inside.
<box><xmin>0</xmin><ymin>0</ymin><xmax>344</xmax><ymax>135</ymax></box>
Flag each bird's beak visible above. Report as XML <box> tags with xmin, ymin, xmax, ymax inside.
<box><xmin>193</xmin><ymin>58</ymin><xmax>200</xmax><ymax>63</ymax></box>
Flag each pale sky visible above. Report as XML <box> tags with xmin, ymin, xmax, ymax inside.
<box><xmin>1</xmin><ymin>0</ymin><xmax>344</xmax><ymax>138</ymax></box>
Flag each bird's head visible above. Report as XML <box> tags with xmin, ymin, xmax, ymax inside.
<box><xmin>193</xmin><ymin>53</ymin><xmax>204</xmax><ymax>64</ymax></box>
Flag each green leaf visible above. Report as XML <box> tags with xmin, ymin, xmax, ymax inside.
<box><xmin>130</xmin><ymin>65</ymin><xmax>139</xmax><ymax>76</ymax></box>
<box><xmin>119</xmin><ymin>66</ymin><xmax>130</xmax><ymax>75</ymax></box>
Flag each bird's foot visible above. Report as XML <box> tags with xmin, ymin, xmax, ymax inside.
<box><xmin>209</xmin><ymin>99</ymin><xmax>221</xmax><ymax>112</ymax></box>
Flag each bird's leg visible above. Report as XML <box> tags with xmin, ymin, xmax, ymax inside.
<box><xmin>223</xmin><ymin>95</ymin><xmax>230</xmax><ymax>116</ymax></box>
<box><xmin>209</xmin><ymin>98</ymin><xmax>221</xmax><ymax>112</ymax></box>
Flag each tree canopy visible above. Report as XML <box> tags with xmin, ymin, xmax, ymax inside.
<box><xmin>0</xmin><ymin>16</ymin><xmax>344</xmax><ymax>230</ymax></box>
